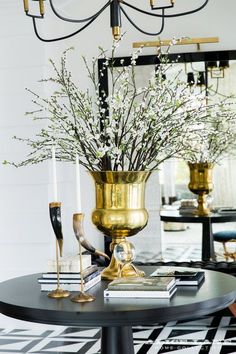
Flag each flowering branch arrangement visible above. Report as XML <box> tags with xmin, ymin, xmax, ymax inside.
<box><xmin>7</xmin><ymin>40</ymin><xmax>236</xmax><ymax>171</ymax></box>
<box><xmin>181</xmin><ymin>95</ymin><xmax>236</xmax><ymax>164</ymax></box>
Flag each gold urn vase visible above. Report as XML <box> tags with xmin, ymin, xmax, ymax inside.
<box><xmin>188</xmin><ymin>162</ymin><xmax>214</xmax><ymax>216</ymax></box>
<box><xmin>89</xmin><ymin>171</ymin><xmax>151</xmax><ymax>280</ymax></box>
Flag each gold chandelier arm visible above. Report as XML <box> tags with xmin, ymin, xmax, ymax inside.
<box><xmin>32</xmin><ymin>15</ymin><xmax>98</xmax><ymax>42</ymax></box>
<box><xmin>121</xmin><ymin>0</ymin><xmax>209</xmax><ymax>18</ymax></box>
<box><xmin>49</xmin><ymin>0</ymin><xmax>111</xmax><ymax>23</ymax></box>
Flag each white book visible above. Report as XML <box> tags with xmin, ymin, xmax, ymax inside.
<box><xmin>42</xmin><ymin>265</ymin><xmax>98</xmax><ymax>279</ymax></box>
<box><xmin>40</xmin><ymin>274</ymin><xmax>101</xmax><ymax>292</ymax></box>
<box><xmin>104</xmin><ymin>285</ymin><xmax>177</xmax><ymax>299</ymax></box>
<box><xmin>38</xmin><ymin>270</ymin><xmax>100</xmax><ymax>284</ymax></box>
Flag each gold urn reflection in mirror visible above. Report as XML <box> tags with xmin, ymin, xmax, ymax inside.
<box><xmin>89</xmin><ymin>171</ymin><xmax>151</xmax><ymax>280</ymax></box>
<box><xmin>188</xmin><ymin>162</ymin><xmax>214</xmax><ymax>216</ymax></box>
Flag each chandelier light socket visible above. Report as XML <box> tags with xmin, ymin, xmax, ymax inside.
<box><xmin>112</xmin><ymin>26</ymin><xmax>121</xmax><ymax>40</ymax></box>
<box><xmin>110</xmin><ymin>0</ymin><xmax>121</xmax><ymax>40</ymax></box>
<box><xmin>23</xmin><ymin>0</ymin><xmax>29</xmax><ymax>13</ymax></box>
<box><xmin>39</xmin><ymin>0</ymin><xmax>45</xmax><ymax>16</ymax></box>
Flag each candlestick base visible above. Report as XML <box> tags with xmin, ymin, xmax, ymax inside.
<box><xmin>70</xmin><ymin>292</ymin><xmax>95</xmax><ymax>303</ymax></box>
<box><xmin>47</xmin><ymin>288</ymin><xmax>70</xmax><ymax>299</ymax></box>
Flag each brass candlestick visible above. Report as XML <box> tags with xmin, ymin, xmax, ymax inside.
<box><xmin>70</xmin><ymin>213</ymin><xmax>95</xmax><ymax>303</ymax></box>
<box><xmin>48</xmin><ymin>202</ymin><xmax>70</xmax><ymax>299</ymax></box>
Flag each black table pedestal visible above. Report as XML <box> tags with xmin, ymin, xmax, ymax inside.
<box><xmin>101</xmin><ymin>326</ymin><xmax>134</xmax><ymax>354</ymax></box>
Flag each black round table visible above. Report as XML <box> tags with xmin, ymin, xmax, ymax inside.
<box><xmin>0</xmin><ymin>266</ymin><xmax>236</xmax><ymax>354</ymax></box>
<box><xmin>160</xmin><ymin>210</ymin><xmax>236</xmax><ymax>261</ymax></box>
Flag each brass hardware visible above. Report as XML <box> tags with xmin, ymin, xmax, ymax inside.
<box><xmin>89</xmin><ymin>171</ymin><xmax>151</xmax><ymax>280</ymax></box>
<box><xmin>112</xmin><ymin>26</ymin><xmax>121</xmax><ymax>40</ymax></box>
<box><xmin>70</xmin><ymin>213</ymin><xmax>95</xmax><ymax>303</ymax></box>
<box><xmin>39</xmin><ymin>0</ymin><xmax>45</xmax><ymax>16</ymax></box>
<box><xmin>47</xmin><ymin>239</ymin><xmax>70</xmax><ymax>299</ymax></box>
<box><xmin>188</xmin><ymin>162</ymin><xmax>214</xmax><ymax>216</ymax></box>
<box><xmin>49</xmin><ymin>201</ymin><xmax>61</xmax><ymax>208</ymax></box>
<box><xmin>150</xmin><ymin>0</ymin><xmax>155</xmax><ymax>6</ymax></box>
<box><xmin>23</xmin><ymin>0</ymin><xmax>29</xmax><ymax>13</ymax></box>
<box><xmin>133</xmin><ymin>37</ymin><xmax>219</xmax><ymax>48</ymax></box>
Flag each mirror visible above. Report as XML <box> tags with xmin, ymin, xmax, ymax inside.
<box><xmin>98</xmin><ymin>50</ymin><xmax>236</xmax><ymax>263</ymax></box>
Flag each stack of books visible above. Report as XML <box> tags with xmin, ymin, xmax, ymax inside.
<box><xmin>38</xmin><ymin>255</ymin><xmax>101</xmax><ymax>292</ymax></box>
<box><xmin>179</xmin><ymin>199</ymin><xmax>197</xmax><ymax>215</ymax></box>
<box><xmin>104</xmin><ymin>276</ymin><xmax>177</xmax><ymax>299</ymax></box>
<box><xmin>150</xmin><ymin>269</ymin><xmax>205</xmax><ymax>286</ymax></box>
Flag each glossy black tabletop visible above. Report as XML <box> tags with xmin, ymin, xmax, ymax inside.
<box><xmin>1</xmin><ymin>267</ymin><xmax>236</xmax><ymax>327</ymax></box>
<box><xmin>160</xmin><ymin>210</ymin><xmax>236</xmax><ymax>223</ymax></box>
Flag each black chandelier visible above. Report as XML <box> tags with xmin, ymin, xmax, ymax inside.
<box><xmin>23</xmin><ymin>0</ymin><xmax>209</xmax><ymax>42</ymax></box>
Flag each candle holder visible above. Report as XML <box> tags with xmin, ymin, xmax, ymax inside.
<box><xmin>48</xmin><ymin>202</ymin><xmax>70</xmax><ymax>299</ymax></box>
<box><xmin>70</xmin><ymin>213</ymin><xmax>95</xmax><ymax>303</ymax></box>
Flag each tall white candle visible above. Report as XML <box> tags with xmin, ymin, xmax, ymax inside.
<box><xmin>75</xmin><ymin>154</ymin><xmax>82</xmax><ymax>213</ymax></box>
<box><xmin>52</xmin><ymin>146</ymin><xmax>58</xmax><ymax>201</ymax></box>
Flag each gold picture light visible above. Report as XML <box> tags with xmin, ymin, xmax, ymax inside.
<box><xmin>133</xmin><ymin>36</ymin><xmax>219</xmax><ymax>50</ymax></box>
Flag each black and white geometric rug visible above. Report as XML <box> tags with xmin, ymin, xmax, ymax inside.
<box><xmin>1</xmin><ymin>311</ymin><xmax>236</xmax><ymax>353</ymax></box>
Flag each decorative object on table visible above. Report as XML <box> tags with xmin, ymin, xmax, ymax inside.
<box><xmin>22</xmin><ymin>0</ymin><xmax>209</xmax><ymax>41</ymax></box>
<box><xmin>48</xmin><ymin>202</ymin><xmax>70</xmax><ymax>299</ymax></box>
<box><xmin>104</xmin><ymin>276</ymin><xmax>177</xmax><ymax>298</ymax></box>
<box><xmin>38</xmin><ymin>266</ymin><xmax>101</xmax><ymax>292</ymax></box>
<box><xmin>113</xmin><ymin>240</ymin><xmax>139</xmax><ymax>278</ymax></box>
<box><xmin>70</xmin><ymin>213</ymin><xmax>96</xmax><ymax>303</ymax></box>
<box><xmin>8</xmin><ymin>41</ymin><xmax>236</xmax><ymax>279</ymax></box>
<box><xmin>72</xmin><ymin>213</ymin><xmax>110</xmax><ymax>261</ymax></box>
<box><xmin>179</xmin><ymin>199</ymin><xmax>197</xmax><ymax>215</ymax></box>
<box><xmin>150</xmin><ymin>269</ymin><xmax>205</xmax><ymax>286</ymax></box>
<box><xmin>188</xmin><ymin>163</ymin><xmax>214</xmax><ymax>216</ymax></box>
<box><xmin>90</xmin><ymin>171</ymin><xmax>150</xmax><ymax>279</ymax></box>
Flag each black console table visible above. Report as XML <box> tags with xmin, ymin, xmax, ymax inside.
<box><xmin>160</xmin><ymin>210</ymin><xmax>236</xmax><ymax>261</ymax></box>
<box><xmin>0</xmin><ymin>267</ymin><xmax>236</xmax><ymax>354</ymax></box>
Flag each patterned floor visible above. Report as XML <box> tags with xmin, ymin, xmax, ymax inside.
<box><xmin>1</xmin><ymin>313</ymin><xmax>236</xmax><ymax>353</ymax></box>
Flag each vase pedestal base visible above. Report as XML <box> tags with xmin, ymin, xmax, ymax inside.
<box><xmin>194</xmin><ymin>193</ymin><xmax>211</xmax><ymax>216</ymax></box>
<box><xmin>101</xmin><ymin>254</ymin><xmax>145</xmax><ymax>280</ymax></box>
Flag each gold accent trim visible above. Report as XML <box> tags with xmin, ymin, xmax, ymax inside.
<box><xmin>112</xmin><ymin>26</ymin><xmax>121</xmax><ymax>40</ymax></box>
<box><xmin>23</xmin><ymin>0</ymin><xmax>29</xmax><ymax>13</ymax></box>
<box><xmin>47</xmin><ymin>239</ymin><xmax>70</xmax><ymax>299</ymax></box>
<box><xmin>133</xmin><ymin>37</ymin><xmax>219</xmax><ymax>48</ymax></box>
<box><xmin>49</xmin><ymin>202</ymin><xmax>61</xmax><ymax>208</ymax></box>
<box><xmin>39</xmin><ymin>0</ymin><xmax>45</xmax><ymax>16</ymax></box>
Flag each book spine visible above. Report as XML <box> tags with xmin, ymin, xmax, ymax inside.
<box><xmin>38</xmin><ymin>270</ymin><xmax>100</xmax><ymax>284</ymax></box>
<box><xmin>108</xmin><ymin>286</ymin><xmax>170</xmax><ymax>291</ymax></box>
<box><xmin>104</xmin><ymin>288</ymin><xmax>176</xmax><ymax>298</ymax></box>
<box><xmin>40</xmin><ymin>274</ymin><xmax>101</xmax><ymax>292</ymax></box>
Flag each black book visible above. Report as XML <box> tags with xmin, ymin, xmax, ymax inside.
<box><xmin>150</xmin><ymin>270</ymin><xmax>205</xmax><ymax>286</ymax></box>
